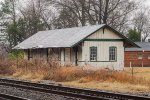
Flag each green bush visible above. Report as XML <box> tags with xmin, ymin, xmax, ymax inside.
<box><xmin>8</xmin><ymin>50</ymin><xmax>24</xmax><ymax>60</ymax></box>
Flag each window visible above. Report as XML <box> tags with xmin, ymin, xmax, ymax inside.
<box><xmin>90</xmin><ymin>47</ymin><xmax>97</xmax><ymax>61</ymax></box>
<box><xmin>109</xmin><ymin>46</ymin><xmax>117</xmax><ymax>61</ymax></box>
<box><xmin>138</xmin><ymin>53</ymin><xmax>143</xmax><ymax>59</ymax></box>
<box><xmin>148</xmin><ymin>39</ymin><xmax>150</xmax><ymax>42</ymax></box>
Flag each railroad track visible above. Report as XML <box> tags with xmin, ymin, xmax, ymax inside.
<box><xmin>0</xmin><ymin>78</ymin><xmax>149</xmax><ymax>100</ymax></box>
<box><xmin>0</xmin><ymin>93</ymin><xmax>28</xmax><ymax>100</ymax></box>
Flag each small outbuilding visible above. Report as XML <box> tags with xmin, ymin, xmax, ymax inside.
<box><xmin>14</xmin><ymin>24</ymin><xmax>138</xmax><ymax>70</ymax></box>
<box><xmin>125</xmin><ymin>42</ymin><xmax>150</xmax><ymax>67</ymax></box>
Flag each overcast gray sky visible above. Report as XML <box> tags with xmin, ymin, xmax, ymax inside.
<box><xmin>144</xmin><ymin>0</ymin><xmax>150</xmax><ymax>6</ymax></box>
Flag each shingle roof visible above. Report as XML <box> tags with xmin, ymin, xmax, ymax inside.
<box><xmin>13</xmin><ymin>24</ymin><xmax>139</xmax><ymax>49</ymax></box>
<box><xmin>125</xmin><ymin>42</ymin><xmax>150</xmax><ymax>51</ymax></box>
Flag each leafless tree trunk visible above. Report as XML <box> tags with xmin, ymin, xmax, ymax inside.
<box><xmin>133</xmin><ymin>7</ymin><xmax>150</xmax><ymax>42</ymax></box>
<box><xmin>54</xmin><ymin>0</ymin><xmax>138</xmax><ymax>31</ymax></box>
<box><xmin>103</xmin><ymin>0</ymin><xmax>109</xmax><ymax>24</ymax></box>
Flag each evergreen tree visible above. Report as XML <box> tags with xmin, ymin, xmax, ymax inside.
<box><xmin>127</xmin><ymin>29</ymin><xmax>141</xmax><ymax>42</ymax></box>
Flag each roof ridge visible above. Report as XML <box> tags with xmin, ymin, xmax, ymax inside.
<box><xmin>38</xmin><ymin>24</ymin><xmax>106</xmax><ymax>33</ymax></box>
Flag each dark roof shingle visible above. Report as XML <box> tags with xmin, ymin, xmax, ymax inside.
<box><xmin>125</xmin><ymin>42</ymin><xmax>150</xmax><ymax>51</ymax></box>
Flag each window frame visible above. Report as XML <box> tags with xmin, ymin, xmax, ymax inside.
<box><xmin>90</xmin><ymin>46</ymin><xmax>97</xmax><ymax>61</ymax></box>
<box><xmin>109</xmin><ymin>46</ymin><xmax>117</xmax><ymax>61</ymax></box>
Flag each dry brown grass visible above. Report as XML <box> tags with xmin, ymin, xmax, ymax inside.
<box><xmin>61</xmin><ymin>81</ymin><xmax>150</xmax><ymax>93</ymax></box>
<box><xmin>0</xmin><ymin>60</ymin><xmax>150</xmax><ymax>93</ymax></box>
<box><xmin>13</xmin><ymin>60</ymin><xmax>60</xmax><ymax>80</ymax></box>
<box><xmin>125</xmin><ymin>67</ymin><xmax>150</xmax><ymax>80</ymax></box>
<box><xmin>0</xmin><ymin>60</ymin><xmax>16</xmax><ymax>75</ymax></box>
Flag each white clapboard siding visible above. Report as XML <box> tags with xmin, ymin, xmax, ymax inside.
<box><xmin>80</xmin><ymin>41</ymin><xmax>124</xmax><ymax>70</ymax></box>
<box><xmin>78</xmin><ymin>28</ymin><xmax>124</xmax><ymax>70</ymax></box>
<box><xmin>87</xmin><ymin>28</ymin><xmax>122</xmax><ymax>39</ymax></box>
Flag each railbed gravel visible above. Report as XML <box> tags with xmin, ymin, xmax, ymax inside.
<box><xmin>1</xmin><ymin>77</ymin><xmax>150</xmax><ymax>99</ymax></box>
<box><xmin>0</xmin><ymin>85</ymin><xmax>84</xmax><ymax>100</ymax></box>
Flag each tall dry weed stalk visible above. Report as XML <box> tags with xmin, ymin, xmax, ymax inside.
<box><xmin>0</xmin><ymin>59</ymin><xmax>149</xmax><ymax>86</ymax></box>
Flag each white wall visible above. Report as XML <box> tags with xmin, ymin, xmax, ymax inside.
<box><xmin>78</xmin><ymin>28</ymin><xmax>124</xmax><ymax>70</ymax></box>
<box><xmin>87</xmin><ymin>28</ymin><xmax>122</xmax><ymax>39</ymax></box>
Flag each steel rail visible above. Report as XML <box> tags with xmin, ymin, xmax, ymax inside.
<box><xmin>0</xmin><ymin>82</ymin><xmax>110</xmax><ymax>100</ymax></box>
<box><xmin>0</xmin><ymin>78</ymin><xmax>149</xmax><ymax>100</ymax></box>
<box><xmin>0</xmin><ymin>93</ymin><xmax>28</xmax><ymax>100</ymax></box>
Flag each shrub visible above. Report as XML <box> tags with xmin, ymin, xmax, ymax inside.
<box><xmin>8</xmin><ymin>50</ymin><xmax>24</xmax><ymax>60</ymax></box>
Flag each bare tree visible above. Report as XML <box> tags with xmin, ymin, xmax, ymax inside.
<box><xmin>54</xmin><ymin>0</ymin><xmax>88</xmax><ymax>26</ymax></box>
<box><xmin>54</xmin><ymin>0</ymin><xmax>138</xmax><ymax>32</ymax></box>
<box><xmin>19</xmin><ymin>0</ymin><xmax>54</xmax><ymax>37</ymax></box>
<box><xmin>53</xmin><ymin>7</ymin><xmax>79</xmax><ymax>29</ymax></box>
<box><xmin>133</xmin><ymin>8</ymin><xmax>150</xmax><ymax>41</ymax></box>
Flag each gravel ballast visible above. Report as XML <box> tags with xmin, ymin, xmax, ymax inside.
<box><xmin>0</xmin><ymin>85</ymin><xmax>83</xmax><ymax>100</ymax></box>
